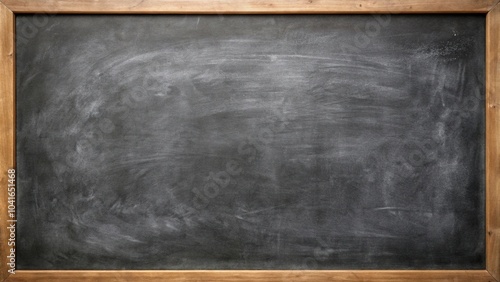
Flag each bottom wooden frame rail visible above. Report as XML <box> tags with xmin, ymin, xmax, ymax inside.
<box><xmin>2</xmin><ymin>270</ymin><xmax>497</xmax><ymax>282</ymax></box>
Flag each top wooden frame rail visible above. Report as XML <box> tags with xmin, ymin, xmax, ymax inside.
<box><xmin>0</xmin><ymin>0</ymin><xmax>499</xmax><ymax>14</ymax></box>
<box><xmin>1</xmin><ymin>0</ymin><xmax>500</xmax><ymax>281</ymax></box>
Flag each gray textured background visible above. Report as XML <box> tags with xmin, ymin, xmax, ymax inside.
<box><xmin>16</xmin><ymin>14</ymin><xmax>485</xmax><ymax>269</ymax></box>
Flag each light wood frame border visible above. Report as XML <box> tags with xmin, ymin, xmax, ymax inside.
<box><xmin>1</xmin><ymin>0</ymin><xmax>499</xmax><ymax>281</ymax></box>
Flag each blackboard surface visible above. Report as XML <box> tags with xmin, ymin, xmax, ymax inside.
<box><xmin>16</xmin><ymin>14</ymin><xmax>485</xmax><ymax>270</ymax></box>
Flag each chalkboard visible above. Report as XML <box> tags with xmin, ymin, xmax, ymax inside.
<box><xmin>16</xmin><ymin>14</ymin><xmax>485</xmax><ymax>270</ymax></box>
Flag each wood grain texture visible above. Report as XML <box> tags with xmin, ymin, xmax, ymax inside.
<box><xmin>2</xmin><ymin>0</ymin><xmax>498</xmax><ymax>281</ymax></box>
<box><xmin>487</xmin><ymin>3</ymin><xmax>500</xmax><ymax>281</ymax></box>
<box><xmin>0</xmin><ymin>0</ymin><xmax>498</xmax><ymax>14</ymax></box>
<box><xmin>0</xmin><ymin>2</ymin><xmax>14</xmax><ymax>282</ymax></box>
<box><xmin>4</xmin><ymin>270</ymin><xmax>497</xmax><ymax>282</ymax></box>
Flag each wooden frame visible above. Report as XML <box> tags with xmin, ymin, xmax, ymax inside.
<box><xmin>1</xmin><ymin>0</ymin><xmax>499</xmax><ymax>281</ymax></box>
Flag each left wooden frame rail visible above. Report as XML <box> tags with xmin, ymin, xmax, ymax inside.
<box><xmin>1</xmin><ymin>0</ymin><xmax>500</xmax><ymax>281</ymax></box>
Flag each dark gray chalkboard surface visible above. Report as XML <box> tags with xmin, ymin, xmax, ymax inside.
<box><xmin>16</xmin><ymin>14</ymin><xmax>485</xmax><ymax>270</ymax></box>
